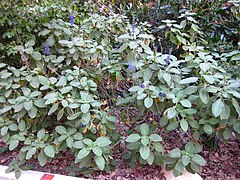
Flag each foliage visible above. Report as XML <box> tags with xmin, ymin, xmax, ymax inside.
<box><xmin>0</xmin><ymin>0</ymin><xmax>239</xmax><ymax>179</ymax></box>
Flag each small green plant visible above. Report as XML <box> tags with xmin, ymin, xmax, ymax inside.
<box><xmin>125</xmin><ymin>123</ymin><xmax>164</xmax><ymax>166</ymax></box>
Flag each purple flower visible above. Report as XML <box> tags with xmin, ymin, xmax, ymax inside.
<box><xmin>44</xmin><ymin>42</ymin><xmax>50</xmax><ymax>55</ymax></box>
<box><xmin>69</xmin><ymin>13</ymin><xmax>74</xmax><ymax>26</ymax></box>
<box><xmin>131</xmin><ymin>24</ymin><xmax>135</xmax><ymax>34</ymax></box>
<box><xmin>128</xmin><ymin>62</ymin><xmax>136</xmax><ymax>72</ymax></box>
<box><xmin>160</xmin><ymin>92</ymin><xmax>166</xmax><ymax>97</ymax></box>
<box><xmin>165</xmin><ymin>54</ymin><xmax>171</xmax><ymax>66</ymax></box>
<box><xmin>80</xmin><ymin>124</ymin><xmax>85</xmax><ymax>128</ymax></box>
<box><xmin>139</xmin><ymin>84</ymin><xmax>145</xmax><ymax>88</ymax></box>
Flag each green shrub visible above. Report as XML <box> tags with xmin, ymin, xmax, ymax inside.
<box><xmin>0</xmin><ymin>0</ymin><xmax>239</xmax><ymax>179</ymax></box>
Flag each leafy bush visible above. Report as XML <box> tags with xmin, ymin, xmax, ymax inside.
<box><xmin>0</xmin><ymin>0</ymin><xmax>239</xmax><ymax>179</ymax></box>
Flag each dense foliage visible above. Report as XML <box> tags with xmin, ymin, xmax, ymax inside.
<box><xmin>0</xmin><ymin>0</ymin><xmax>239</xmax><ymax>179</ymax></box>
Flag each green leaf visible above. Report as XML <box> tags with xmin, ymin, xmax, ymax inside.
<box><xmin>185</xmin><ymin>141</ymin><xmax>194</xmax><ymax>153</ymax></box>
<box><xmin>81</xmin><ymin>104</ymin><xmax>90</xmax><ymax>113</ymax></box>
<box><xmin>167</xmin><ymin>107</ymin><xmax>176</xmax><ymax>119</ymax></box>
<box><xmin>57</xmin><ymin>108</ymin><xmax>64</xmax><ymax>120</ymax></box>
<box><xmin>141</xmin><ymin>136</ymin><xmax>149</xmax><ymax>146</ymax></box>
<box><xmin>140</xmin><ymin>123</ymin><xmax>149</xmax><ymax>136</ymax></box>
<box><xmin>55</xmin><ymin>126</ymin><xmax>67</xmax><ymax>134</ymax></box>
<box><xmin>169</xmin><ymin>148</ymin><xmax>181</xmax><ymax>158</ymax></box>
<box><xmin>56</xmin><ymin>56</ymin><xmax>65</xmax><ymax>63</ymax></box>
<box><xmin>153</xmin><ymin>143</ymin><xmax>164</xmax><ymax>152</ymax></box>
<box><xmin>147</xmin><ymin>152</ymin><xmax>154</xmax><ymax>165</ymax></box>
<box><xmin>15</xmin><ymin>170</ymin><xmax>21</xmax><ymax>179</ymax></box>
<box><xmin>180</xmin><ymin>99</ymin><xmax>191</xmax><ymax>108</ymax></box>
<box><xmin>9</xmin><ymin>124</ymin><xmax>18</xmax><ymax>131</ymax></box>
<box><xmin>9</xmin><ymin>139</ymin><xmax>19</xmax><ymax>151</ymax></box>
<box><xmin>143</xmin><ymin>69</ymin><xmax>153</xmax><ymax>82</ymax></box>
<box><xmin>129</xmin><ymin>41</ymin><xmax>138</xmax><ymax>49</ymax></box>
<box><xmin>177</xmin><ymin>35</ymin><xmax>186</xmax><ymax>44</ymax></box>
<box><xmin>56</xmin><ymin>76</ymin><xmax>67</xmax><ymax>87</ymax></box>
<box><xmin>173</xmin><ymin>161</ymin><xmax>185</xmax><ymax>177</ymax></box>
<box><xmin>0</xmin><ymin>63</ymin><xmax>7</xmax><ymax>68</ymax></box>
<box><xmin>125</xmin><ymin>134</ymin><xmax>141</xmax><ymax>143</ymax></box>
<box><xmin>144</xmin><ymin>97</ymin><xmax>153</xmax><ymax>108</ymax></box>
<box><xmin>179</xmin><ymin>77</ymin><xmax>198</xmax><ymax>84</ymax></box>
<box><xmin>66</xmin><ymin>137</ymin><xmax>74</xmax><ymax>148</ymax></box>
<box><xmin>232</xmin><ymin>98</ymin><xmax>240</xmax><ymax>116</ymax></box>
<box><xmin>44</xmin><ymin>145</ymin><xmax>55</xmax><ymax>158</ymax></box>
<box><xmin>199</xmin><ymin>63</ymin><xmax>210</xmax><ymax>72</ymax></box>
<box><xmin>73</xmin><ymin>141</ymin><xmax>85</xmax><ymax>149</ymax></box>
<box><xmin>48</xmin><ymin>103</ymin><xmax>59</xmax><ymax>115</ymax></box>
<box><xmin>118</xmin><ymin>43</ymin><xmax>128</xmax><ymax>52</ymax></box>
<box><xmin>192</xmin><ymin>154</ymin><xmax>206</xmax><ymax>166</ymax></box>
<box><xmin>129</xmin><ymin>86</ymin><xmax>142</xmax><ymax>92</ymax></box>
<box><xmin>94</xmin><ymin>155</ymin><xmax>105</xmax><ymax>170</ymax></box>
<box><xmin>37</xmin><ymin>128</ymin><xmax>45</xmax><ymax>140</ymax></box>
<box><xmin>199</xmin><ymin>88</ymin><xmax>209</xmax><ymax>104</ymax></box>
<box><xmin>25</xmin><ymin>39</ymin><xmax>35</xmax><ymax>47</ymax></box>
<box><xmin>38</xmin><ymin>150</ymin><xmax>47</xmax><ymax>166</ymax></box>
<box><xmin>180</xmin><ymin>119</ymin><xmax>188</xmax><ymax>132</ymax></box>
<box><xmin>149</xmin><ymin>134</ymin><xmax>162</xmax><ymax>142</ymax></box>
<box><xmin>223</xmin><ymin>128</ymin><xmax>232</xmax><ymax>140</ymax></box>
<box><xmin>95</xmin><ymin>137</ymin><xmax>111</xmax><ymax>147</ymax></box>
<box><xmin>140</xmin><ymin>145</ymin><xmax>150</xmax><ymax>160</ymax></box>
<box><xmin>220</xmin><ymin>104</ymin><xmax>230</xmax><ymax>120</ymax></box>
<box><xmin>83</xmin><ymin>139</ymin><xmax>93</xmax><ymax>146</ymax></box>
<box><xmin>77</xmin><ymin>148</ymin><xmax>90</xmax><ymax>160</ymax></box>
<box><xmin>1</xmin><ymin>126</ymin><xmax>8</xmax><ymax>136</ymax></box>
<box><xmin>39</xmin><ymin>76</ymin><xmax>50</xmax><ymax>86</ymax></box>
<box><xmin>0</xmin><ymin>106</ymin><xmax>11</xmax><ymax>114</ymax></box>
<box><xmin>203</xmin><ymin>124</ymin><xmax>212</xmax><ymax>135</ymax></box>
<box><xmin>28</xmin><ymin>106</ymin><xmax>37</xmax><ymax>118</ymax></box>
<box><xmin>212</xmin><ymin>98</ymin><xmax>224</xmax><ymax>117</ymax></box>
<box><xmin>163</xmin><ymin>73</ymin><xmax>171</xmax><ymax>83</ymax></box>
<box><xmin>39</xmin><ymin>29</ymin><xmax>51</xmax><ymax>36</ymax></box>
<box><xmin>167</xmin><ymin>121</ymin><xmax>179</xmax><ymax>131</ymax></box>
<box><xmin>93</xmin><ymin>147</ymin><xmax>102</xmax><ymax>156</ymax></box>
<box><xmin>67</xmin><ymin>112</ymin><xmax>81</xmax><ymax>120</ymax></box>
<box><xmin>182</xmin><ymin>155</ymin><xmax>190</xmax><ymax>166</ymax></box>
<box><xmin>190</xmin><ymin>162</ymin><xmax>199</xmax><ymax>172</ymax></box>
<box><xmin>202</xmin><ymin>75</ymin><xmax>214</xmax><ymax>84</ymax></box>
<box><xmin>26</xmin><ymin>147</ymin><xmax>37</xmax><ymax>160</ymax></box>
<box><xmin>24</xmin><ymin>100</ymin><xmax>33</xmax><ymax>111</ymax></box>
<box><xmin>32</xmin><ymin>52</ymin><xmax>41</xmax><ymax>60</ymax></box>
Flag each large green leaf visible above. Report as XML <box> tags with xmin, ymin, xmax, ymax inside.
<box><xmin>149</xmin><ymin>134</ymin><xmax>162</xmax><ymax>142</ymax></box>
<box><xmin>95</xmin><ymin>137</ymin><xmax>111</xmax><ymax>147</ymax></box>
<box><xmin>169</xmin><ymin>148</ymin><xmax>181</xmax><ymax>158</ymax></box>
<box><xmin>192</xmin><ymin>154</ymin><xmax>206</xmax><ymax>166</ymax></box>
<box><xmin>26</xmin><ymin>147</ymin><xmax>37</xmax><ymax>160</ymax></box>
<box><xmin>77</xmin><ymin>148</ymin><xmax>90</xmax><ymax>160</ymax></box>
<box><xmin>94</xmin><ymin>155</ymin><xmax>105</xmax><ymax>170</ymax></box>
<box><xmin>140</xmin><ymin>123</ymin><xmax>149</xmax><ymax>136</ymax></box>
<box><xmin>212</xmin><ymin>98</ymin><xmax>224</xmax><ymax>117</ymax></box>
<box><xmin>180</xmin><ymin>119</ymin><xmax>188</xmax><ymax>132</ymax></box>
<box><xmin>179</xmin><ymin>77</ymin><xmax>198</xmax><ymax>84</ymax></box>
<box><xmin>144</xmin><ymin>97</ymin><xmax>153</xmax><ymax>108</ymax></box>
<box><xmin>180</xmin><ymin>99</ymin><xmax>191</xmax><ymax>108</ymax></box>
<box><xmin>125</xmin><ymin>134</ymin><xmax>141</xmax><ymax>143</ymax></box>
<box><xmin>140</xmin><ymin>145</ymin><xmax>150</xmax><ymax>160</ymax></box>
<box><xmin>38</xmin><ymin>150</ymin><xmax>47</xmax><ymax>166</ymax></box>
<box><xmin>167</xmin><ymin>107</ymin><xmax>176</xmax><ymax>119</ymax></box>
<box><xmin>93</xmin><ymin>147</ymin><xmax>102</xmax><ymax>156</ymax></box>
<box><xmin>44</xmin><ymin>145</ymin><xmax>55</xmax><ymax>158</ymax></box>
